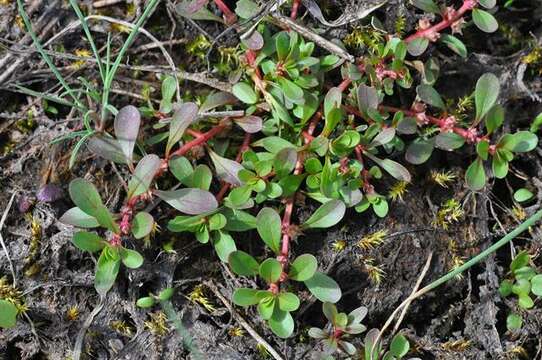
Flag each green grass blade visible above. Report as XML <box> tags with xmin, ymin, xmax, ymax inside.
<box><xmin>16</xmin><ymin>0</ymin><xmax>86</xmax><ymax>110</ymax></box>
<box><xmin>13</xmin><ymin>84</ymin><xmax>78</xmax><ymax>109</ymax></box>
<box><xmin>67</xmin><ymin>0</ymin><xmax>105</xmax><ymax>83</ymax></box>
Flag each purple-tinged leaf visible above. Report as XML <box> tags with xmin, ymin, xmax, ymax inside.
<box><xmin>17</xmin><ymin>196</ymin><xmax>34</xmax><ymax>213</ymax></box>
<box><xmin>209</xmin><ymin>150</ymin><xmax>244</xmax><ymax>186</ymax></box>
<box><xmin>114</xmin><ymin>105</ymin><xmax>141</xmax><ymax>164</ymax></box>
<box><xmin>166</xmin><ymin>102</ymin><xmax>199</xmax><ymax>155</ymax></box>
<box><xmin>369</xmin><ymin>128</ymin><xmax>396</xmax><ymax>147</ymax></box>
<box><xmin>155</xmin><ymin>188</ymin><xmax>218</xmax><ymax>214</ymax></box>
<box><xmin>127</xmin><ymin>154</ymin><xmax>161</xmax><ymax>199</ymax></box>
<box><xmin>200</xmin><ymin>92</ymin><xmax>238</xmax><ymax>113</ymax></box>
<box><xmin>177</xmin><ymin>0</ymin><xmax>208</xmax><ymax>14</ymax></box>
<box><xmin>234</xmin><ymin>115</ymin><xmax>262</xmax><ymax>133</ymax></box>
<box><xmin>37</xmin><ymin>183</ymin><xmax>63</xmax><ymax>202</ymax></box>
<box><xmin>242</xmin><ymin>31</ymin><xmax>264</xmax><ymax>50</ymax></box>
<box><xmin>87</xmin><ymin>135</ymin><xmax>128</xmax><ymax>164</ymax></box>
<box><xmin>357</xmin><ymin>84</ymin><xmax>379</xmax><ymax>113</ymax></box>
<box><xmin>405</xmin><ymin>138</ymin><xmax>435</xmax><ymax>165</ymax></box>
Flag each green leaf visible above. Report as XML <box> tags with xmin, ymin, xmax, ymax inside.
<box><xmin>531</xmin><ymin>274</ymin><xmax>542</xmax><ymax>296</ymax></box>
<box><xmin>303</xmin><ymin>200</ymin><xmax>346</xmax><ymax>229</ymax></box>
<box><xmin>200</xmin><ymin>91</ymin><xmax>237</xmax><ymax>113</ymax></box>
<box><xmin>232</xmin><ymin>82</ymin><xmax>258</xmax><ymax>104</ymax></box>
<box><xmin>59</xmin><ymin>207</ymin><xmax>99</xmax><ymax>228</ymax></box>
<box><xmin>477</xmin><ymin>140</ymin><xmax>490</xmax><ymax>160</ymax></box>
<box><xmin>485</xmin><ymin>104</ymin><xmax>504</xmax><ymax>134</ymax></box>
<box><xmin>478</xmin><ymin>0</ymin><xmax>496</xmax><ymax>8</ymax></box>
<box><xmin>390</xmin><ymin>334</ymin><xmax>410</xmax><ymax>357</ymax></box>
<box><xmin>212</xmin><ymin>230</ymin><xmax>237</xmax><ymax>262</ymax></box>
<box><xmin>158</xmin><ymin>288</ymin><xmax>174</xmax><ymax>301</ymax></box>
<box><xmin>235</xmin><ymin>0</ymin><xmax>260</xmax><ymax>18</ymax></box>
<box><xmin>276</xmin><ymin>32</ymin><xmax>290</xmax><ymax>60</ymax></box>
<box><xmin>223</xmin><ymin>209</ymin><xmax>257</xmax><ymax>231</ymax></box>
<box><xmin>256</xmin><ymin>207</ymin><xmax>282</xmax><ymax>254</ymax></box>
<box><xmin>185</xmin><ymin>165</ymin><xmax>213</xmax><ymax>190</ymax></box>
<box><xmin>268</xmin><ymin>308</ymin><xmax>294</xmax><ymax>338</ymax></box>
<box><xmin>407</xmin><ymin>37</ymin><xmax>429</xmax><ymax>56</ymax></box>
<box><xmin>499</xmin><ymin>280</ymin><xmax>513</xmax><ymax>297</ymax></box>
<box><xmin>364</xmin><ymin>153</ymin><xmax>411</xmax><ymax>182</ymax></box>
<box><xmin>278</xmin><ymin>77</ymin><xmax>304</xmax><ymax>104</ymax></box>
<box><xmin>278</xmin><ymin>292</ymin><xmax>300</xmax><ymax>312</ymax></box>
<box><xmin>121</xmin><ymin>248</ymin><xmax>144</xmax><ymax>269</ymax></box>
<box><xmin>131</xmin><ymin>211</ymin><xmax>154</xmax><ymax>239</ymax></box>
<box><xmin>259</xmin><ymin>258</ymin><xmax>282</xmax><ymax>284</ymax></box>
<box><xmin>252</xmin><ymin>136</ymin><xmax>296</xmax><ymax>154</ymax></box>
<box><xmin>506</xmin><ymin>313</ymin><xmax>522</xmax><ymax>330</ymax></box>
<box><xmin>166</xmin><ymin>102</ymin><xmax>199</xmax><ymax>155</ymax></box>
<box><xmin>472</xmin><ymin>9</ymin><xmax>498</xmax><ymax>33</ymax></box>
<box><xmin>95</xmin><ymin>248</ymin><xmax>121</xmax><ymax>295</ymax></box>
<box><xmin>258</xmin><ymin>296</ymin><xmax>276</xmax><ymax>320</ymax></box>
<box><xmin>161</xmin><ymin>75</ymin><xmax>177</xmax><ymax>104</ymax></box>
<box><xmin>510</xmin><ymin>251</ymin><xmax>530</xmax><ymax>272</ymax></box>
<box><xmin>372</xmin><ymin>198</ymin><xmax>389</xmax><ymax>218</ymax></box>
<box><xmin>114</xmin><ymin>105</ymin><xmax>140</xmax><ymax>164</ymax></box>
<box><xmin>228</xmin><ymin>250</ymin><xmax>259</xmax><ymax>276</ymax></box>
<box><xmin>232</xmin><ymin>288</ymin><xmax>262</xmax><ymax>306</ymax></box>
<box><xmin>288</xmin><ymin>254</ymin><xmax>318</xmax><ymax>281</ymax></box>
<box><xmin>69</xmin><ymin>178</ymin><xmax>119</xmax><ymax>233</ymax></box>
<box><xmin>518</xmin><ymin>294</ymin><xmax>534</xmax><ymax>309</ymax></box>
<box><xmin>530</xmin><ymin>112</ymin><xmax>542</xmax><ymax>133</ymax></box>
<box><xmin>492</xmin><ymin>151</ymin><xmax>509</xmax><ymax>179</ymax></box>
<box><xmin>435</xmin><ymin>132</ymin><xmax>465</xmax><ymax>150</ymax></box>
<box><xmin>73</xmin><ymin>231</ymin><xmax>106</xmax><ymax>252</ymax></box>
<box><xmin>410</xmin><ymin>0</ymin><xmax>440</xmax><ymax>13</ymax></box>
<box><xmin>475</xmin><ymin>73</ymin><xmax>500</xmax><ymax>121</ymax></box>
<box><xmin>466</xmin><ymin>158</ymin><xmax>486</xmax><ymax>191</ymax></box>
<box><xmin>169</xmin><ymin>156</ymin><xmax>193</xmax><ymax>183</ymax></box>
<box><xmin>512</xmin><ymin>278</ymin><xmax>531</xmax><ymax>296</ymax></box>
<box><xmin>514</xmin><ymin>188</ymin><xmax>534</xmax><ymax>203</ymax></box>
<box><xmin>209</xmin><ymin>149</ymin><xmax>244</xmax><ymax>186</ymax></box>
<box><xmin>0</xmin><ymin>300</ymin><xmax>18</xmax><ymax>328</ymax></box>
<box><xmin>416</xmin><ymin>84</ymin><xmax>445</xmax><ymax>109</ymax></box>
<box><xmin>440</xmin><ymin>34</ymin><xmax>467</xmax><ymax>58</ymax></box>
<box><xmin>510</xmin><ymin>131</ymin><xmax>538</xmax><ymax>153</ymax></box>
<box><xmin>304</xmin><ymin>271</ymin><xmax>342</xmax><ymax>303</ymax></box>
<box><xmin>127</xmin><ymin>154</ymin><xmax>161</xmax><ymax>199</ymax></box>
<box><xmin>405</xmin><ymin>138</ymin><xmax>434</xmax><ymax>164</ymax></box>
<box><xmin>136</xmin><ymin>296</ymin><xmax>156</xmax><ymax>308</ymax></box>
<box><xmin>155</xmin><ymin>188</ymin><xmax>218</xmax><ymax>215</ymax></box>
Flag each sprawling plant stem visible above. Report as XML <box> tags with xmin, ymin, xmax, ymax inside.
<box><xmin>404</xmin><ymin>0</ymin><xmax>478</xmax><ymax>43</ymax></box>
<box><xmin>381</xmin><ymin>105</ymin><xmax>492</xmax><ymax>148</ymax></box>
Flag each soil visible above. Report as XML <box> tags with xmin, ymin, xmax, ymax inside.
<box><xmin>1</xmin><ymin>1</ymin><xmax>542</xmax><ymax>359</ymax></box>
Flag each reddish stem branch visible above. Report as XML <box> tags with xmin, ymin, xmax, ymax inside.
<box><xmin>380</xmin><ymin>105</ymin><xmax>488</xmax><ymax>145</ymax></box>
<box><xmin>290</xmin><ymin>0</ymin><xmax>301</xmax><ymax>20</ymax></box>
<box><xmin>404</xmin><ymin>0</ymin><xmax>478</xmax><ymax>43</ymax></box>
<box><xmin>170</xmin><ymin>123</ymin><xmax>228</xmax><ymax>159</ymax></box>
<box><xmin>213</xmin><ymin>0</ymin><xmax>237</xmax><ymax>25</ymax></box>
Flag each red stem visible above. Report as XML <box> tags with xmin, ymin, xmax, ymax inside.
<box><xmin>290</xmin><ymin>0</ymin><xmax>301</xmax><ymax>20</ymax></box>
<box><xmin>404</xmin><ymin>0</ymin><xmax>478</xmax><ymax>43</ymax></box>
<box><xmin>170</xmin><ymin>123</ymin><xmax>228</xmax><ymax>159</ymax></box>
<box><xmin>380</xmin><ymin>105</ymin><xmax>488</xmax><ymax>145</ymax></box>
<box><xmin>213</xmin><ymin>0</ymin><xmax>237</xmax><ymax>25</ymax></box>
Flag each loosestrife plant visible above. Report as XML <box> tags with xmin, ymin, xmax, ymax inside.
<box><xmin>43</xmin><ymin>0</ymin><xmax>538</xmax><ymax>350</ymax></box>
